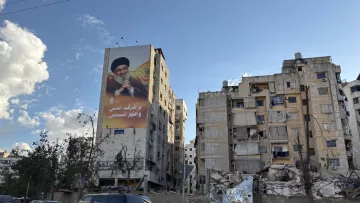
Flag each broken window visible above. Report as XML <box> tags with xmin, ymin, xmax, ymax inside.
<box><xmin>353</xmin><ymin>97</ymin><xmax>359</xmax><ymax>104</ymax></box>
<box><xmin>298</xmin><ymin>67</ymin><xmax>302</xmax><ymax>71</ymax></box>
<box><xmin>327</xmin><ymin>158</ymin><xmax>340</xmax><ymax>167</ymax></box>
<box><xmin>257</xmin><ymin>115</ymin><xmax>265</xmax><ymax>124</ymax></box>
<box><xmin>326</xmin><ymin>140</ymin><xmax>336</xmax><ymax>147</ymax></box>
<box><xmin>176</xmin><ymin>105</ymin><xmax>180</xmax><ymax>110</ymax></box>
<box><xmin>321</xmin><ymin>104</ymin><xmax>333</xmax><ymax>114</ymax></box>
<box><xmin>272</xmin><ymin>145</ymin><xmax>289</xmax><ymax>158</ymax></box>
<box><xmin>300</xmin><ymin>85</ymin><xmax>305</xmax><ymax>91</ymax></box>
<box><xmin>271</xmin><ymin>95</ymin><xmax>284</xmax><ymax>106</ymax></box>
<box><xmin>286</xmin><ymin>82</ymin><xmax>296</xmax><ymax>88</ymax></box>
<box><xmin>199</xmin><ymin>98</ymin><xmax>204</xmax><ymax>106</ymax></box>
<box><xmin>259</xmin><ymin>146</ymin><xmax>267</xmax><ymax>153</ymax></box>
<box><xmin>293</xmin><ymin>144</ymin><xmax>303</xmax><ymax>152</ymax></box>
<box><xmin>351</xmin><ymin>85</ymin><xmax>360</xmax><ymax>93</ymax></box>
<box><xmin>232</xmin><ymin>99</ymin><xmax>244</xmax><ymax>108</ymax></box>
<box><xmin>258</xmin><ymin>131</ymin><xmax>266</xmax><ymax>138</ymax></box>
<box><xmin>288</xmin><ymin>97</ymin><xmax>297</xmax><ymax>103</ymax></box>
<box><xmin>317</xmin><ymin>72</ymin><xmax>326</xmax><ymax>79</ymax></box>
<box><xmin>256</xmin><ymin>99</ymin><xmax>264</xmax><ymax>106</ymax></box>
<box><xmin>318</xmin><ymin>87</ymin><xmax>329</xmax><ymax>95</ymax></box>
<box><xmin>269</xmin><ymin>110</ymin><xmax>287</xmax><ymax>123</ymax></box>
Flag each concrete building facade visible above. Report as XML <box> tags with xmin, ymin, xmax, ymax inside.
<box><xmin>195</xmin><ymin>53</ymin><xmax>352</xmax><ymax>185</ymax></box>
<box><xmin>184</xmin><ymin>139</ymin><xmax>196</xmax><ymax>194</ymax></box>
<box><xmin>174</xmin><ymin>99</ymin><xmax>187</xmax><ymax>192</ymax></box>
<box><xmin>0</xmin><ymin>152</ymin><xmax>21</xmax><ymax>184</ymax></box>
<box><xmin>96</xmin><ymin>45</ymin><xmax>183</xmax><ymax>190</ymax></box>
<box><xmin>342</xmin><ymin>74</ymin><xmax>360</xmax><ymax>167</ymax></box>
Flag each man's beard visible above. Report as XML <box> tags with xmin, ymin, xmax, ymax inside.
<box><xmin>114</xmin><ymin>72</ymin><xmax>131</xmax><ymax>84</ymax></box>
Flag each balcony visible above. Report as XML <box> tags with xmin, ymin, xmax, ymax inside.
<box><xmin>272</xmin><ymin>151</ymin><xmax>290</xmax><ymax>159</ymax></box>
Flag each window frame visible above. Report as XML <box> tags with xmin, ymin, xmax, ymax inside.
<box><xmin>288</xmin><ymin>97</ymin><xmax>297</xmax><ymax>103</ymax></box>
<box><xmin>317</xmin><ymin>72</ymin><xmax>326</xmax><ymax>79</ymax></box>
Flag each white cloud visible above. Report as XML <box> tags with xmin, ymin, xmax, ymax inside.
<box><xmin>73</xmin><ymin>88</ymin><xmax>80</xmax><ymax>93</ymax></box>
<box><xmin>0</xmin><ymin>20</ymin><xmax>49</xmax><ymax>119</ymax></box>
<box><xmin>77</xmin><ymin>14</ymin><xmax>113</xmax><ymax>44</ymax></box>
<box><xmin>242</xmin><ymin>72</ymin><xmax>252</xmax><ymax>77</ymax></box>
<box><xmin>19</xmin><ymin>103</ymin><xmax>28</xmax><ymax>109</ymax></box>
<box><xmin>12</xmin><ymin>142</ymin><xmax>32</xmax><ymax>155</ymax></box>
<box><xmin>65</xmin><ymin>76</ymin><xmax>69</xmax><ymax>80</ymax></box>
<box><xmin>75</xmin><ymin>98</ymin><xmax>84</xmax><ymax>109</ymax></box>
<box><xmin>17</xmin><ymin>110</ymin><xmax>40</xmax><ymax>127</ymax></box>
<box><xmin>10</xmin><ymin>98</ymin><xmax>20</xmax><ymax>104</ymax></box>
<box><xmin>0</xmin><ymin>0</ymin><xmax>6</xmax><ymax>11</ymax></box>
<box><xmin>77</xmin><ymin>14</ymin><xmax>104</xmax><ymax>27</ymax></box>
<box><xmin>35</xmin><ymin>108</ymin><xmax>98</xmax><ymax>141</ymax></box>
<box><xmin>31</xmin><ymin>129</ymin><xmax>41</xmax><ymax>135</ymax></box>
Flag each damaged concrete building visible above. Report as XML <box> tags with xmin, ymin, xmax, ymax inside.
<box><xmin>342</xmin><ymin>74</ymin><xmax>360</xmax><ymax>167</ymax></box>
<box><xmin>195</xmin><ymin>53</ymin><xmax>353</xmax><ymax>187</ymax></box>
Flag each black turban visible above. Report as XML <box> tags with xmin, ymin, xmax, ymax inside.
<box><xmin>111</xmin><ymin>57</ymin><xmax>130</xmax><ymax>72</ymax></box>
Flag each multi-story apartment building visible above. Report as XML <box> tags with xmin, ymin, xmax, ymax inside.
<box><xmin>0</xmin><ymin>151</ymin><xmax>21</xmax><ymax>184</ymax></box>
<box><xmin>195</xmin><ymin>53</ymin><xmax>351</xmax><ymax>182</ymax></box>
<box><xmin>96</xmin><ymin>45</ymin><xmax>183</xmax><ymax>190</ymax></box>
<box><xmin>174</xmin><ymin>99</ymin><xmax>187</xmax><ymax>192</ymax></box>
<box><xmin>184</xmin><ymin>139</ymin><xmax>196</xmax><ymax>194</ymax></box>
<box><xmin>342</xmin><ymin>74</ymin><xmax>360</xmax><ymax>167</ymax></box>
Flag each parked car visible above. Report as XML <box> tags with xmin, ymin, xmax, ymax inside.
<box><xmin>30</xmin><ymin>201</ymin><xmax>61</xmax><ymax>203</ymax></box>
<box><xmin>0</xmin><ymin>195</ymin><xmax>13</xmax><ymax>203</ymax></box>
<box><xmin>79</xmin><ymin>193</ymin><xmax>151</xmax><ymax>203</ymax></box>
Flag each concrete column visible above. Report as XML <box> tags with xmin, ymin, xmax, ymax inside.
<box><xmin>114</xmin><ymin>178</ymin><xmax>118</xmax><ymax>186</ymax></box>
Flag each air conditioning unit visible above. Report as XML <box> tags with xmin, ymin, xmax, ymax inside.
<box><xmin>322</xmin><ymin>78</ymin><xmax>327</xmax><ymax>82</ymax></box>
<box><xmin>331</xmin><ymin>166</ymin><xmax>337</xmax><ymax>170</ymax></box>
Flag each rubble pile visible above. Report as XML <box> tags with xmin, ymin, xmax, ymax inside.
<box><xmin>263</xmin><ymin>164</ymin><xmax>360</xmax><ymax>199</ymax></box>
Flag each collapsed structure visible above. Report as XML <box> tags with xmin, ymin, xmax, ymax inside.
<box><xmin>195</xmin><ymin>53</ymin><xmax>356</xmax><ymax>192</ymax></box>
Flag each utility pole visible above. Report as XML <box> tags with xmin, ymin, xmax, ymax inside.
<box><xmin>304</xmin><ymin>86</ymin><xmax>312</xmax><ymax>198</ymax></box>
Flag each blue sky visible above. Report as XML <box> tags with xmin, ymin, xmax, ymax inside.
<box><xmin>0</xmin><ymin>0</ymin><xmax>359</xmax><ymax>151</ymax></box>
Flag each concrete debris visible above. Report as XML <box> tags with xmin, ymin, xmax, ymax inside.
<box><xmin>222</xmin><ymin>176</ymin><xmax>253</xmax><ymax>203</ymax></box>
<box><xmin>264</xmin><ymin>164</ymin><xmax>360</xmax><ymax>199</ymax></box>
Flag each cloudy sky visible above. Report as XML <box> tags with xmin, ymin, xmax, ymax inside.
<box><xmin>0</xmin><ymin>0</ymin><xmax>360</xmax><ymax>152</ymax></box>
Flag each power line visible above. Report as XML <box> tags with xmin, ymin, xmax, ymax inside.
<box><xmin>7</xmin><ymin>0</ymin><xmax>32</xmax><ymax>6</ymax></box>
<box><xmin>0</xmin><ymin>0</ymin><xmax>72</xmax><ymax>16</ymax></box>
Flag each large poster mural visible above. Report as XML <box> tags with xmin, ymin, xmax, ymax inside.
<box><xmin>102</xmin><ymin>45</ymin><xmax>150</xmax><ymax>128</ymax></box>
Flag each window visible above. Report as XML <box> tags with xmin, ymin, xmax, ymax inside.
<box><xmin>288</xmin><ymin>112</ymin><xmax>299</xmax><ymax>120</ymax></box>
<box><xmin>271</xmin><ymin>95</ymin><xmax>284</xmax><ymax>106</ymax></box>
<box><xmin>317</xmin><ymin>72</ymin><xmax>326</xmax><ymax>79</ymax></box>
<box><xmin>353</xmin><ymin>97</ymin><xmax>359</xmax><ymax>104</ymax></box>
<box><xmin>287</xmin><ymin>82</ymin><xmax>295</xmax><ymax>88</ymax></box>
<box><xmin>327</xmin><ymin>158</ymin><xmax>340</xmax><ymax>167</ymax></box>
<box><xmin>259</xmin><ymin>146</ymin><xmax>267</xmax><ymax>153</ymax></box>
<box><xmin>259</xmin><ymin>131</ymin><xmax>266</xmax><ymax>138</ymax></box>
<box><xmin>288</xmin><ymin>97</ymin><xmax>297</xmax><ymax>103</ymax></box>
<box><xmin>80</xmin><ymin>195</ymin><xmax>93</xmax><ymax>203</ymax></box>
<box><xmin>165</xmin><ymin>85</ymin><xmax>167</xmax><ymax>90</ymax></box>
<box><xmin>321</xmin><ymin>104</ymin><xmax>333</xmax><ymax>114</ymax></box>
<box><xmin>185</xmin><ymin>148</ymin><xmax>187</xmax><ymax>151</ymax></box>
<box><xmin>175</xmin><ymin>136</ymin><xmax>180</xmax><ymax>140</ymax></box>
<box><xmin>257</xmin><ymin>115</ymin><xmax>265</xmax><ymax>124</ymax></box>
<box><xmin>190</xmin><ymin>148</ymin><xmax>192</xmax><ymax>151</ymax></box>
<box><xmin>232</xmin><ymin>99</ymin><xmax>244</xmax><ymax>108</ymax></box>
<box><xmin>310</xmin><ymin>130</ymin><xmax>313</xmax><ymax>138</ymax></box>
<box><xmin>189</xmin><ymin>162</ymin><xmax>192</xmax><ymax>165</ymax></box>
<box><xmin>256</xmin><ymin>99</ymin><xmax>264</xmax><ymax>106</ymax></box>
<box><xmin>300</xmin><ymin>85</ymin><xmax>305</xmax><ymax>91</ymax></box>
<box><xmin>161</xmin><ymin>64</ymin><xmax>164</xmax><ymax>71</ymax></box>
<box><xmin>292</xmin><ymin>128</ymin><xmax>300</xmax><ymax>137</ymax></box>
<box><xmin>302</xmin><ymin>99</ymin><xmax>308</xmax><ymax>106</ymax></box>
<box><xmin>165</xmin><ymin>71</ymin><xmax>167</xmax><ymax>78</ymax></box>
<box><xmin>189</xmin><ymin>155</ymin><xmax>192</xmax><ymax>158</ymax></box>
<box><xmin>351</xmin><ymin>85</ymin><xmax>360</xmax><ymax>93</ymax></box>
<box><xmin>326</xmin><ymin>140</ymin><xmax>336</xmax><ymax>147</ymax></box>
<box><xmin>309</xmin><ymin>148</ymin><xmax>315</xmax><ymax>155</ymax></box>
<box><xmin>318</xmin><ymin>87</ymin><xmax>329</xmax><ymax>95</ymax></box>
<box><xmin>185</xmin><ymin>160</ymin><xmax>188</xmax><ymax>164</ymax></box>
<box><xmin>164</xmin><ymin>100</ymin><xmax>167</xmax><ymax>106</ymax></box>
<box><xmin>199</xmin><ymin>99</ymin><xmax>204</xmax><ymax>106</ymax></box>
<box><xmin>175</xmin><ymin>147</ymin><xmax>179</xmax><ymax>151</ymax></box>
<box><xmin>161</xmin><ymin>78</ymin><xmax>163</xmax><ymax>84</ymax></box>
<box><xmin>176</xmin><ymin>105</ymin><xmax>180</xmax><ymax>110</ymax></box>
<box><xmin>293</xmin><ymin>145</ymin><xmax>303</xmax><ymax>152</ymax></box>
<box><xmin>92</xmin><ymin>195</ymin><xmax>107</xmax><ymax>203</ymax></box>
<box><xmin>160</xmin><ymin>93</ymin><xmax>163</xmax><ymax>100</ymax></box>
<box><xmin>324</xmin><ymin>122</ymin><xmax>335</xmax><ymax>131</ymax></box>
<box><xmin>298</xmin><ymin>67</ymin><xmax>302</xmax><ymax>71</ymax></box>
<box><xmin>185</xmin><ymin>154</ymin><xmax>187</xmax><ymax>157</ymax></box>
<box><xmin>107</xmin><ymin>195</ymin><xmax>126</xmax><ymax>203</ymax></box>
